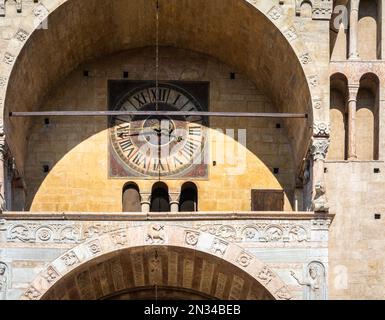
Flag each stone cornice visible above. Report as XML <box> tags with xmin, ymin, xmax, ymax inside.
<box><xmin>0</xmin><ymin>211</ymin><xmax>335</xmax><ymax>221</ymax></box>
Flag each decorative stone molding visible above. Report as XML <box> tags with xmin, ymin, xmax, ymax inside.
<box><xmin>3</xmin><ymin>219</ymin><xmax>323</xmax><ymax>244</ymax></box>
<box><xmin>295</xmin><ymin>0</ymin><xmax>333</xmax><ymax>20</ymax></box>
<box><xmin>310</xmin><ymin>138</ymin><xmax>330</xmax><ymax>161</ymax></box>
<box><xmin>313</xmin><ymin>122</ymin><xmax>330</xmax><ymax>138</ymax></box>
<box><xmin>21</xmin><ymin>225</ymin><xmax>295</xmax><ymax>300</ymax></box>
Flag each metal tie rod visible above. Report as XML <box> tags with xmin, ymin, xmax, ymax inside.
<box><xmin>9</xmin><ymin>111</ymin><xmax>308</xmax><ymax>118</ymax></box>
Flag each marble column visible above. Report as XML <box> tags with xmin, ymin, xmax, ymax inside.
<box><xmin>169</xmin><ymin>193</ymin><xmax>180</xmax><ymax>213</ymax></box>
<box><xmin>140</xmin><ymin>193</ymin><xmax>151</xmax><ymax>213</ymax></box>
<box><xmin>0</xmin><ymin>130</ymin><xmax>6</xmax><ymax>212</ymax></box>
<box><xmin>348</xmin><ymin>0</ymin><xmax>360</xmax><ymax>60</ymax></box>
<box><xmin>310</xmin><ymin>138</ymin><xmax>330</xmax><ymax>213</ymax></box>
<box><xmin>347</xmin><ymin>84</ymin><xmax>359</xmax><ymax>160</ymax></box>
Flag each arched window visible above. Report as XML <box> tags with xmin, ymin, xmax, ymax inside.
<box><xmin>179</xmin><ymin>182</ymin><xmax>198</xmax><ymax>212</ymax></box>
<box><xmin>150</xmin><ymin>182</ymin><xmax>170</xmax><ymax>212</ymax></box>
<box><xmin>122</xmin><ymin>183</ymin><xmax>141</xmax><ymax>212</ymax></box>
<box><xmin>300</xmin><ymin>1</ymin><xmax>312</xmax><ymax>19</ymax></box>
<box><xmin>356</xmin><ymin>73</ymin><xmax>379</xmax><ymax>160</ymax></box>
<box><xmin>329</xmin><ymin>73</ymin><xmax>348</xmax><ymax>160</ymax></box>
<box><xmin>358</xmin><ymin>0</ymin><xmax>380</xmax><ymax>60</ymax></box>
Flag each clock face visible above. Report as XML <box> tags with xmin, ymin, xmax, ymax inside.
<box><xmin>109</xmin><ymin>82</ymin><xmax>209</xmax><ymax>179</ymax></box>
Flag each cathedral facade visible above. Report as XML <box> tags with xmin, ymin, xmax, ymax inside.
<box><xmin>0</xmin><ymin>0</ymin><xmax>383</xmax><ymax>300</ymax></box>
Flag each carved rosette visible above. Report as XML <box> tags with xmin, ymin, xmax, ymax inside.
<box><xmin>185</xmin><ymin>230</ymin><xmax>200</xmax><ymax>247</ymax></box>
<box><xmin>310</xmin><ymin>138</ymin><xmax>330</xmax><ymax>161</ymax></box>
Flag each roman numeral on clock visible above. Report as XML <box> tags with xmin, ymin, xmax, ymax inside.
<box><xmin>116</xmin><ymin>123</ymin><xmax>131</xmax><ymax>138</ymax></box>
<box><xmin>189</xmin><ymin>126</ymin><xmax>202</xmax><ymax>136</ymax></box>
<box><xmin>181</xmin><ymin>140</ymin><xmax>200</xmax><ymax>159</ymax></box>
<box><xmin>149</xmin><ymin>88</ymin><xmax>170</xmax><ymax>103</ymax></box>
<box><xmin>132</xmin><ymin>153</ymin><xmax>147</xmax><ymax>169</ymax></box>
<box><xmin>132</xmin><ymin>92</ymin><xmax>148</xmax><ymax>107</ymax></box>
<box><xmin>119</xmin><ymin>139</ymin><xmax>135</xmax><ymax>158</ymax></box>
<box><xmin>153</xmin><ymin>158</ymin><xmax>166</xmax><ymax>172</ymax></box>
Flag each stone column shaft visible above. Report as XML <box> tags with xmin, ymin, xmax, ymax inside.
<box><xmin>349</xmin><ymin>0</ymin><xmax>360</xmax><ymax>60</ymax></box>
<box><xmin>169</xmin><ymin>193</ymin><xmax>180</xmax><ymax>213</ymax></box>
<box><xmin>140</xmin><ymin>193</ymin><xmax>151</xmax><ymax>213</ymax></box>
<box><xmin>0</xmin><ymin>133</ymin><xmax>6</xmax><ymax>212</ymax></box>
<box><xmin>310</xmin><ymin>138</ymin><xmax>330</xmax><ymax>213</ymax></box>
<box><xmin>347</xmin><ymin>85</ymin><xmax>359</xmax><ymax>160</ymax></box>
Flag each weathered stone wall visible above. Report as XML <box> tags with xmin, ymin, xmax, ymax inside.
<box><xmin>326</xmin><ymin>160</ymin><xmax>385</xmax><ymax>299</ymax></box>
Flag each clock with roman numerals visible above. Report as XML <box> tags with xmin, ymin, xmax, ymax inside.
<box><xmin>108</xmin><ymin>81</ymin><xmax>209</xmax><ymax>179</ymax></box>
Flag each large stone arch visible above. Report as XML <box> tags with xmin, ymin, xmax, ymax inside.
<box><xmin>0</xmin><ymin>0</ymin><xmax>323</xmax><ymax>176</ymax></box>
<box><xmin>21</xmin><ymin>225</ymin><xmax>293</xmax><ymax>300</ymax></box>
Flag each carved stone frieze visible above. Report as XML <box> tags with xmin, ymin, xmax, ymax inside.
<box><xmin>1</xmin><ymin>219</ymin><xmax>323</xmax><ymax>244</ymax></box>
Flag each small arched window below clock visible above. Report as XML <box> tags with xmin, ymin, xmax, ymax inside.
<box><xmin>122</xmin><ymin>182</ymin><xmax>141</xmax><ymax>212</ymax></box>
<box><xmin>179</xmin><ymin>182</ymin><xmax>198</xmax><ymax>212</ymax></box>
<box><xmin>150</xmin><ymin>182</ymin><xmax>170</xmax><ymax>212</ymax></box>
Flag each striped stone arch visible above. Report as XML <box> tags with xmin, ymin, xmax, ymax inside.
<box><xmin>0</xmin><ymin>0</ymin><xmax>324</xmax><ymax>127</ymax></box>
<box><xmin>21</xmin><ymin>225</ymin><xmax>294</xmax><ymax>300</ymax></box>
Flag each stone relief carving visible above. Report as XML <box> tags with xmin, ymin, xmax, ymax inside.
<box><xmin>313</xmin><ymin>122</ymin><xmax>330</xmax><ymax>138</ymax></box>
<box><xmin>109</xmin><ymin>230</ymin><xmax>128</xmax><ymax>247</ymax></box>
<box><xmin>146</xmin><ymin>224</ymin><xmax>165</xmax><ymax>244</ymax></box>
<box><xmin>275</xmin><ymin>285</ymin><xmax>293</xmax><ymax>300</ymax></box>
<box><xmin>291</xmin><ymin>261</ymin><xmax>326</xmax><ymax>300</ymax></box>
<box><xmin>312</xmin><ymin>182</ymin><xmax>329</xmax><ymax>213</ymax></box>
<box><xmin>267</xmin><ymin>6</ymin><xmax>282</xmax><ymax>21</ymax></box>
<box><xmin>15</xmin><ymin>28</ymin><xmax>29</xmax><ymax>42</ymax></box>
<box><xmin>42</xmin><ymin>266</ymin><xmax>60</xmax><ymax>284</ymax></box>
<box><xmin>300</xmin><ymin>52</ymin><xmax>312</xmax><ymax>65</ymax></box>
<box><xmin>237</xmin><ymin>252</ymin><xmax>253</xmax><ymax>268</ymax></box>
<box><xmin>88</xmin><ymin>239</ymin><xmax>102</xmax><ymax>255</ymax></box>
<box><xmin>185</xmin><ymin>230</ymin><xmax>200</xmax><ymax>247</ymax></box>
<box><xmin>257</xmin><ymin>266</ymin><xmax>276</xmax><ymax>285</ymax></box>
<box><xmin>61</xmin><ymin>251</ymin><xmax>80</xmax><ymax>267</ymax></box>
<box><xmin>210</xmin><ymin>238</ymin><xmax>228</xmax><ymax>256</ymax></box>
<box><xmin>284</xmin><ymin>26</ymin><xmax>298</xmax><ymax>42</ymax></box>
<box><xmin>7</xmin><ymin>223</ymin><xmax>82</xmax><ymax>243</ymax></box>
<box><xmin>33</xmin><ymin>3</ymin><xmax>48</xmax><ymax>21</ymax></box>
<box><xmin>0</xmin><ymin>262</ymin><xmax>9</xmax><ymax>300</ymax></box>
<box><xmin>3</xmin><ymin>221</ymin><xmax>318</xmax><ymax>244</ymax></box>
<box><xmin>24</xmin><ymin>285</ymin><xmax>41</xmax><ymax>300</ymax></box>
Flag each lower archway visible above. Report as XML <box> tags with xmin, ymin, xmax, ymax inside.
<box><xmin>22</xmin><ymin>225</ymin><xmax>293</xmax><ymax>300</ymax></box>
<box><xmin>42</xmin><ymin>246</ymin><xmax>275</xmax><ymax>300</ymax></box>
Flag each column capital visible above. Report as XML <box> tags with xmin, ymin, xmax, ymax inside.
<box><xmin>347</xmin><ymin>84</ymin><xmax>360</xmax><ymax>102</ymax></box>
<box><xmin>310</xmin><ymin>138</ymin><xmax>330</xmax><ymax>162</ymax></box>
<box><xmin>350</xmin><ymin>0</ymin><xmax>360</xmax><ymax>11</ymax></box>
<box><xmin>169</xmin><ymin>192</ymin><xmax>180</xmax><ymax>205</ymax></box>
<box><xmin>140</xmin><ymin>192</ymin><xmax>151</xmax><ymax>205</ymax></box>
